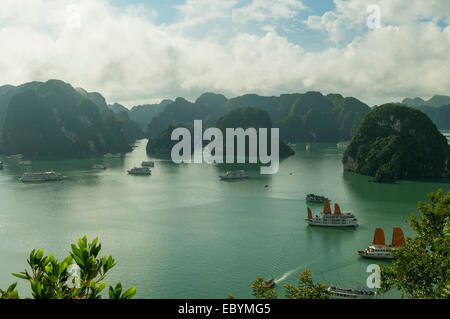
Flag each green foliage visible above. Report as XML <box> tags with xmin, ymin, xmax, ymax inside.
<box><xmin>380</xmin><ymin>189</ymin><xmax>450</xmax><ymax>298</ymax></box>
<box><xmin>235</xmin><ymin>270</ymin><xmax>330</xmax><ymax>300</ymax></box>
<box><xmin>1</xmin><ymin>236</ymin><xmax>136</xmax><ymax>299</ymax></box>
<box><xmin>343</xmin><ymin>104</ymin><xmax>450</xmax><ymax>182</ymax></box>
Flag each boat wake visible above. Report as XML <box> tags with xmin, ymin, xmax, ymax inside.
<box><xmin>275</xmin><ymin>265</ymin><xmax>306</xmax><ymax>284</ymax></box>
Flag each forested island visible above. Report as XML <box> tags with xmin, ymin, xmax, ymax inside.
<box><xmin>343</xmin><ymin>104</ymin><xmax>450</xmax><ymax>183</ymax></box>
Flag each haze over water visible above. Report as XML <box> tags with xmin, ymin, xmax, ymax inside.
<box><xmin>0</xmin><ymin>140</ymin><xmax>448</xmax><ymax>298</ymax></box>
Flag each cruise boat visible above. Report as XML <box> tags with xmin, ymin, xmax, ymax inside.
<box><xmin>104</xmin><ymin>153</ymin><xmax>122</xmax><ymax>158</ymax></box>
<box><xmin>219</xmin><ymin>170</ymin><xmax>248</xmax><ymax>180</ymax></box>
<box><xmin>141</xmin><ymin>161</ymin><xmax>155</xmax><ymax>167</ymax></box>
<box><xmin>305</xmin><ymin>201</ymin><xmax>358</xmax><ymax>227</ymax></box>
<box><xmin>19</xmin><ymin>172</ymin><xmax>63</xmax><ymax>183</ymax></box>
<box><xmin>7</xmin><ymin>154</ymin><xmax>24</xmax><ymax>159</ymax></box>
<box><xmin>337</xmin><ymin>141</ymin><xmax>350</xmax><ymax>149</ymax></box>
<box><xmin>92</xmin><ymin>164</ymin><xmax>106</xmax><ymax>170</ymax></box>
<box><xmin>306</xmin><ymin>194</ymin><xmax>330</xmax><ymax>203</ymax></box>
<box><xmin>128</xmin><ymin>167</ymin><xmax>151</xmax><ymax>176</ymax></box>
<box><xmin>19</xmin><ymin>160</ymin><xmax>32</xmax><ymax>165</ymax></box>
<box><xmin>328</xmin><ymin>286</ymin><xmax>375</xmax><ymax>299</ymax></box>
<box><xmin>357</xmin><ymin>227</ymin><xmax>405</xmax><ymax>259</ymax></box>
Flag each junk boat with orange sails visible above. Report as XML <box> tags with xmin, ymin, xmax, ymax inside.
<box><xmin>358</xmin><ymin>227</ymin><xmax>405</xmax><ymax>259</ymax></box>
<box><xmin>305</xmin><ymin>201</ymin><xmax>358</xmax><ymax>227</ymax></box>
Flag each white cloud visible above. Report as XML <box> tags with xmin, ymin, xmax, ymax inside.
<box><xmin>232</xmin><ymin>0</ymin><xmax>306</xmax><ymax>24</ymax></box>
<box><xmin>0</xmin><ymin>0</ymin><xmax>449</xmax><ymax>108</ymax></box>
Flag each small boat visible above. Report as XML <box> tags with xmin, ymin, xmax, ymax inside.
<box><xmin>141</xmin><ymin>161</ymin><xmax>155</xmax><ymax>167</ymax></box>
<box><xmin>306</xmin><ymin>194</ymin><xmax>330</xmax><ymax>203</ymax></box>
<box><xmin>264</xmin><ymin>278</ymin><xmax>275</xmax><ymax>288</ymax></box>
<box><xmin>92</xmin><ymin>164</ymin><xmax>106</xmax><ymax>170</ymax></box>
<box><xmin>219</xmin><ymin>170</ymin><xmax>248</xmax><ymax>180</ymax></box>
<box><xmin>306</xmin><ymin>143</ymin><xmax>311</xmax><ymax>151</ymax></box>
<box><xmin>305</xmin><ymin>201</ymin><xmax>358</xmax><ymax>227</ymax></box>
<box><xmin>7</xmin><ymin>154</ymin><xmax>24</xmax><ymax>159</ymax></box>
<box><xmin>0</xmin><ymin>161</ymin><xmax>3</xmax><ymax>169</ymax></box>
<box><xmin>328</xmin><ymin>286</ymin><xmax>375</xmax><ymax>299</ymax></box>
<box><xmin>19</xmin><ymin>172</ymin><xmax>63</xmax><ymax>183</ymax></box>
<box><xmin>337</xmin><ymin>141</ymin><xmax>350</xmax><ymax>149</ymax></box>
<box><xmin>19</xmin><ymin>161</ymin><xmax>32</xmax><ymax>165</ymax></box>
<box><xmin>128</xmin><ymin>167</ymin><xmax>151</xmax><ymax>176</ymax></box>
<box><xmin>104</xmin><ymin>153</ymin><xmax>122</xmax><ymax>158</ymax></box>
<box><xmin>357</xmin><ymin>228</ymin><xmax>405</xmax><ymax>259</ymax></box>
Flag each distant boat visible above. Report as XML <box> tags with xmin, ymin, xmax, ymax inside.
<box><xmin>19</xmin><ymin>172</ymin><xmax>63</xmax><ymax>183</ymax></box>
<box><xmin>337</xmin><ymin>141</ymin><xmax>350</xmax><ymax>149</ymax></box>
<box><xmin>328</xmin><ymin>286</ymin><xmax>375</xmax><ymax>299</ymax></box>
<box><xmin>264</xmin><ymin>278</ymin><xmax>275</xmax><ymax>288</ymax></box>
<box><xmin>92</xmin><ymin>164</ymin><xmax>106</xmax><ymax>170</ymax></box>
<box><xmin>128</xmin><ymin>167</ymin><xmax>151</xmax><ymax>176</ymax></box>
<box><xmin>306</xmin><ymin>143</ymin><xmax>311</xmax><ymax>151</ymax></box>
<box><xmin>305</xmin><ymin>201</ymin><xmax>358</xmax><ymax>227</ymax></box>
<box><xmin>104</xmin><ymin>153</ymin><xmax>122</xmax><ymax>158</ymax></box>
<box><xmin>19</xmin><ymin>160</ymin><xmax>32</xmax><ymax>165</ymax></box>
<box><xmin>0</xmin><ymin>161</ymin><xmax>3</xmax><ymax>169</ymax></box>
<box><xmin>141</xmin><ymin>161</ymin><xmax>155</xmax><ymax>167</ymax></box>
<box><xmin>219</xmin><ymin>170</ymin><xmax>248</xmax><ymax>180</ymax></box>
<box><xmin>357</xmin><ymin>227</ymin><xmax>405</xmax><ymax>259</ymax></box>
<box><xmin>7</xmin><ymin>154</ymin><xmax>23</xmax><ymax>159</ymax></box>
<box><xmin>306</xmin><ymin>194</ymin><xmax>330</xmax><ymax>203</ymax></box>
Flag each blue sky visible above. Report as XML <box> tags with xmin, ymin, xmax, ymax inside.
<box><xmin>0</xmin><ymin>0</ymin><xmax>449</xmax><ymax>106</ymax></box>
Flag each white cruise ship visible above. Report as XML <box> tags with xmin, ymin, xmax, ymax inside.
<box><xmin>7</xmin><ymin>154</ymin><xmax>24</xmax><ymax>159</ymax></box>
<box><xmin>305</xmin><ymin>201</ymin><xmax>358</xmax><ymax>227</ymax></box>
<box><xmin>92</xmin><ymin>164</ymin><xmax>106</xmax><ymax>170</ymax></box>
<box><xmin>128</xmin><ymin>167</ymin><xmax>151</xmax><ymax>176</ymax></box>
<box><xmin>19</xmin><ymin>172</ymin><xmax>63</xmax><ymax>183</ymax></box>
<box><xmin>141</xmin><ymin>161</ymin><xmax>155</xmax><ymax>167</ymax></box>
<box><xmin>328</xmin><ymin>286</ymin><xmax>375</xmax><ymax>299</ymax></box>
<box><xmin>219</xmin><ymin>170</ymin><xmax>248</xmax><ymax>180</ymax></box>
<box><xmin>358</xmin><ymin>227</ymin><xmax>405</xmax><ymax>259</ymax></box>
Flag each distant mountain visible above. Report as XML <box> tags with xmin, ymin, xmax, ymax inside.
<box><xmin>401</xmin><ymin>94</ymin><xmax>450</xmax><ymax>129</ymax></box>
<box><xmin>146</xmin><ymin>91</ymin><xmax>370</xmax><ymax>143</ymax></box>
<box><xmin>216</xmin><ymin>107</ymin><xmax>294</xmax><ymax>159</ymax></box>
<box><xmin>147</xmin><ymin>93</ymin><xmax>227</xmax><ymax>138</ymax></box>
<box><xmin>129</xmin><ymin>100</ymin><xmax>173</xmax><ymax>131</ymax></box>
<box><xmin>343</xmin><ymin>104</ymin><xmax>450</xmax><ymax>183</ymax></box>
<box><xmin>0</xmin><ymin>80</ymin><xmax>132</xmax><ymax>157</ymax></box>
<box><xmin>146</xmin><ymin>107</ymin><xmax>295</xmax><ymax>159</ymax></box>
<box><xmin>402</xmin><ymin>95</ymin><xmax>450</xmax><ymax>108</ymax></box>
<box><xmin>108</xmin><ymin>103</ymin><xmax>129</xmax><ymax>114</ymax></box>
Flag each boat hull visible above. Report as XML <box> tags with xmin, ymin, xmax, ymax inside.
<box><xmin>305</xmin><ymin>219</ymin><xmax>358</xmax><ymax>227</ymax></box>
<box><xmin>357</xmin><ymin>251</ymin><xmax>392</xmax><ymax>259</ymax></box>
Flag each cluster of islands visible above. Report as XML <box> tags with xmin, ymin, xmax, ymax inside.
<box><xmin>0</xmin><ymin>80</ymin><xmax>449</xmax><ymax>299</ymax></box>
<box><xmin>0</xmin><ymin>79</ymin><xmax>449</xmax><ymax>184</ymax></box>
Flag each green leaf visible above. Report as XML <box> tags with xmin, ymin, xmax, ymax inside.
<box><xmin>12</xmin><ymin>273</ymin><xmax>29</xmax><ymax>280</ymax></box>
<box><xmin>121</xmin><ymin>287</ymin><xmax>136</xmax><ymax>299</ymax></box>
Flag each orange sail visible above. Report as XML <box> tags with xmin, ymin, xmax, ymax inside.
<box><xmin>334</xmin><ymin>203</ymin><xmax>341</xmax><ymax>215</ymax></box>
<box><xmin>307</xmin><ymin>208</ymin><xmax>312</xmax><ymax>219</ymax></box>
<box><xmin>391</xmin><ymin>227</ymin><xmax>405</xmax><ymax>247</ymax></box>
<box><xmin>323</xmin><ymin>201</ymin><xmax>332</xmax><ymax>214</ymax></box>
<box><xmin>372</xmin><ymin>228</ymin><xmax>386</xmax><ymax>246</ymax></box>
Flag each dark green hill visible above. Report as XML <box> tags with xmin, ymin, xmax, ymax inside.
<box><xmin>216</xmin><ymin>107</ymin><xmax>294</xmax><ymax>159</ymax></box>
<box><xmin>0</xmin><ymin>80</ymin><xmax>131</xmax><ymax>157</ymax></box>
<box><xmin>343</xmin><ymin>104</ymin><xmax>450</xmax><ymax>183</ymax></box>
<box><xmin>147</xmin><ymin>94</ymin><xmax>227</xmax><ymax>138</ymax></box>
<box><xmin>129</xmin><ymin>99</ymin><xmax>173</xmax><ymax>131</ymax></box>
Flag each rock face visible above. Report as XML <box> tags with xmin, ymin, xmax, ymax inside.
<box><xmin>343</xmin><ymin>104</ymin><xmax>450</xmax><ymax>183</ymax></box>
<box><xmin>0</xmin><ymin>80</ymin><xmax>131</xmax><ymax>157</ymax></box>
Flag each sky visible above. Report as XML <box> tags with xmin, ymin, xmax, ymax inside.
<box><xmin>0</xmin><ymin>0</ymin><xmax>449</xmax><ymax>107</ymax></box>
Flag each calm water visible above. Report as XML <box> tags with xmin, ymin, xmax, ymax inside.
<box><xmin>0</xmin><ymin>140</ymin><xmax>448</xmax><ymax>298</ymax></box>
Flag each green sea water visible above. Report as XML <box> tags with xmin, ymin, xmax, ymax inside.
<box><xmin>0</xmin><ymin>140</ymin><xmax>448</xmax><ymax>298</ymax></box>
